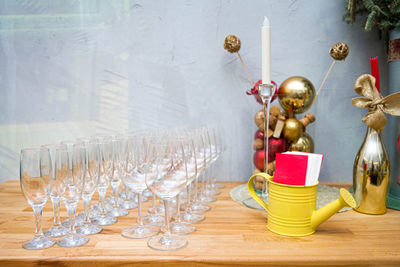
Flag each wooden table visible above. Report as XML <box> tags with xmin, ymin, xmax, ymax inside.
<box><xmin>0</xmin><ymin>180</ymin><xmax>400</xmax><ymax>266</ymax></box>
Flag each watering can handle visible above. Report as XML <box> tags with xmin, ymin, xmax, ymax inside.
<box><xmin>247</xmin><ymin>172</ymin><xmax>272</xmax><ymax>211</ymax></box>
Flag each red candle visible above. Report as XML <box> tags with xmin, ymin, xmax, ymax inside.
<box><xmin>370</xmin><ymin>57</ymin><xmax>380</xmax><ymax>93</ymax></box>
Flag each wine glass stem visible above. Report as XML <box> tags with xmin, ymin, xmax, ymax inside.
<box><xmin>98</xmin><ymin>189</ymin><xmax>107</xmax><ymax>216</ymax></box>
<box><xmin>83</xmin><ymin>195</ymin><xmax>91</xmax><ymax>223</ymax></box>
<box><xmin>151</xmin><ymin>193</ymin><xmax>157</xmax><ymax>212</ymax></box>
<box><xmin>111</xmin><ymin>180</ymin><xmax>120</xmax><ymax>208</ymax></box>
<box><xmin>163</xmin><ymin>199</ymin><xmax>171</xmax><ymax>236</ymax></box>
<box><xmin>137</xmin><ymin>192</ymin><xmax>143</xmax><ymax>226</ymax></box>
<box><xmin>32</xmin><ymin>205</ymin><xmax>44</xmax><ymax>238</ymax></box>
<box><xmin>193</xmin><ymin>177</ymin><xmax>198</xmax><ymax>201</ymax></box>
<box><xmin>203</xmin><ymin>170</ymin><xmax>208</xmax><ymax>195</ymax></box>
<box><xmin>175</xmin><ymin>195</ymin><xmax>181</xmax><ymax>223</ymax></box>
<box><xmin>186</xmin><ymin>184</ymin><xmax>192</xmax><ymax>213</ymax></box>
<box><xmin>66</xmin><ymin>204</ymin><xmax>77</xmax><ymax>234</ymax></box>
<box><xmin>124</xmin><ymin>186</ymin><xmax>130</xmax><ymax>204</ymax></box>
<box><xmin>203</xmin><ymin>169</ymin><xmax>207</xmax><ymax>194</ymax></box>
<box><xmin>51</xmin><ymin>197</ymin><xmax>61</xmax><ymax>226</ymax></box>
<box><xmin>263</xmin><ymin>99</ymin><xmax>271</xmax><ymax>174</ymax></box>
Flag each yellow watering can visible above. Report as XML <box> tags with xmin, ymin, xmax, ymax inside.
<box><xmin>248</xmin><ymin>173</ymin><xmax>357</xmax><ymax>236</ymax></box>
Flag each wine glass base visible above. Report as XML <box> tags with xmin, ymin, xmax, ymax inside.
<box><xmin>76</xmin><ymin>223</ymin><xmax>102</xmax><ymax>235</ymax></box>
<box><xmin>92</xmin><ymin>215</ymin><xmax>117</xmax><ymax>226</ymax></box>
<box><xmin>122</xmin><ymin>201</ymin><xmax>137</xmax><ymax>210</ymax></box>
<box><xmin>161</xmin><ymin>222</ymin><xmax>195</xmax><ymax>235</ymax></box>
<box><xmin>121</xmin><ymin>225</ymin><xmax>159</xmax><ymax>239</ymax></box>
<box><xmin>143</xmin><ymin>214</ymin><xmax>164</xmax><ymax>226</ymax></box>
<box><xmin>22</xmin><ymin>235</ymin><xmax>55</xmax><ymax>250</ymax></box>
<box><xmin>62</xmin><ymin>215</ymin><xmax>84</xmax><ymax>228</ymax></box>
<box><xmin>197</xmin><ymin>195</ymin><xmax>217</xmax><ymax>203</ymax></box>
<box><xmin>148</xmin><ymin>207</ymin><xmax>163</xmax><ymax>215</ymax></box>
<box><xmin>147</xmin><ymin>234</ymin><xmax>187</xmax><ymax>251</ymax></box>
<box><xmin>205</xmin><ymin>188</ymin><xmax>221</xmax><ymax>196</ymax></box>
<box><xmin>191</xmin><ymin>202</ymin><xmax>211</xmax><ymax>213</ymax></box>
<box><xmin>44</xmin><ymin>224</ymin><xmax>69</xmax><ymax>237</ymax></box>
<box><xmin>182</xmin><ymin>212</ymin><xmax>205</xmax><ymax>224</ymax></box>
<box><xmin>57</xmin><ymin>233</ymin><xmax>89</xmax><ymax>247</ymax></box>
<box><xmin>109</xmin><ymin>207</ymin><xmax>129</xmax><ymax>217</ymax></box>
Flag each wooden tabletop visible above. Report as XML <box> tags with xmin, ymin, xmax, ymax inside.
<box><xmin>0</xmin><ymin>180</ymin><xmax>400</xmax><ymax>266</ymax></box>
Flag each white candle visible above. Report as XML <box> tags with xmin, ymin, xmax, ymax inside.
<box><xmin>261</xmin><ymin>16</ymin><xmax>271</xmax><ymax>84</ymax></box>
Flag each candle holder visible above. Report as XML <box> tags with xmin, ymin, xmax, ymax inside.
<box><xmin>258</xmin><ymin>83</ymin><xmax>275</xmax><ymax>201</ymax></box>
<box><xmin>257</xmin><ymin>83</ymin><xmax>275</xmax><ymax>171</ymax></box>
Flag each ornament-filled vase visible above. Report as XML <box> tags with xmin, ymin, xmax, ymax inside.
<box><xmin>353</xmin><ymin>127</ymin><xmax>390</xmax><ymax>215</ymax></box>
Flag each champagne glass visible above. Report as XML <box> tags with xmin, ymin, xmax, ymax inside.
<box><xmin>42</xmin><ymin>144</ymin><xmax>69</xmax><ymax>238</ymax></box>
<box><xmin>77</xmin><ymin>139</ymin><xmax>102</xmax><ymax>235</ymax></box>
<box><xmin>146</xmin><ymin>141</ymin><xmax>188</xmax><ymax>251</ymax></box>
<box><xmin>92</xmin><ymin>137</ymin><xmax>117</xmax><ymax>225</ymax></box>
<box><xmin>60</xmin><ymin>140</ymin><xmax>84</xmax><ymax>227</ymax></box>
<box><xmin>109</xmin><ymin>138</ymin><xmax>129</xmax><ymax>217</ymax></box>
<box><xmin>20</xmin><ymin>148</ymin><xmax>55</xmax><ymax>249</ymax></box>
<box><xmin>57</xmin><ymin>145</ymin><xmax>89</xmax><ymax>247</ymax></box>
<box><xmin>121</xmin><ymin>135</ymin><xmax>159</xmax><ymax>239</ymax></box>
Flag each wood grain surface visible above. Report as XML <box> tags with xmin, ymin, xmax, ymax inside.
<box><xmin>0</xmin><ymin>180</ymin><xmax>399</xmax><ymax>266</ymax></box>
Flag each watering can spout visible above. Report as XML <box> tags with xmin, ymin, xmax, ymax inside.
<box><xmin>311</xmin><ymin>188</ymin><xmax>357</xmax><ymax>230</ymax></box>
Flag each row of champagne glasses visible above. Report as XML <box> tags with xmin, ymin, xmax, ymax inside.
<box><xmin>19</xmin><ymin>125</ymin><xmax>224</xmax><ymax>250</ymax></box>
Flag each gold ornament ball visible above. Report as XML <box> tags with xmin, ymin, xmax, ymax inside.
<box><xmin>278</xmin><ymin>76</ymin><xmax>315</xmax><ymax>114</ymax></box>
<box><xmin>224</xmin><ymin>35</ymin><xmax>241</xmax><ymax>53</ymax></box>
<box><xmin>254</xmin><ymin>109</ymin><xmax>265</xmax><ymax>131</ymax></box>
<box><xmin>289</xmin><ymin>132</ymin><xmax>314</xmax><ymax>153</ymax></box>
<box><xmin>283</xmin><ymin>118</ymin><xmax>303</xmax><ymax>142</ymax></box>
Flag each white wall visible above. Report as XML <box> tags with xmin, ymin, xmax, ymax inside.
<box><xmin>0</xmin><ymin>0</ymin><xmax>390</xmax><ymax>183</ymax></box>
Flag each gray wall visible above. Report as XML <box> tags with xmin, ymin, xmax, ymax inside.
<box><xmin>0</xmin><ymin>0</ymin><xmax>390</xmax><ymax>183</ymax></box>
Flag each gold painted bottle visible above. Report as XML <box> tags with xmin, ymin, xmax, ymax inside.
<box><xmin>353</xmin><ymin>127</ymin><xmax>390</xmax><ymax>214</ymax></box>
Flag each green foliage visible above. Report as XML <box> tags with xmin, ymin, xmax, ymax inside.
<box><xmin>344</xmin><ymin>0</ymin><xmax>400</xmax><ymax>38</ymax></box>
<box><xmin>365</xmin><ymin>10</ymin><xmax>377</xmax><ymax>31</ymax></box>
<box><xmin>391</xmin><ymin>0</ymin><xmax>400</xmax><ymax>14</ymax></box>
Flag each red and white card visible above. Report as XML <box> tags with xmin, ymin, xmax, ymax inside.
<box><xmin>273</xmin><ymin>151</ymin><xmax>324</xmax><ymax>186</ymax></box>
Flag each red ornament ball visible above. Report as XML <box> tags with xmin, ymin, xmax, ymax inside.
<box><xmin>253</xmin><ymin>138</ymin><xmax>289</xmax><ymax>170</ymax></box>
<box><xmin>254</xmin><ymin>130</ymin><xmax>264</xmax><ymax>140</ymax></box>
<box><xmin>268</xmin><ymin>137</ymin><xmax>289</xmax><ymax>162</ymax></box>
<box><xmin>253</xmin><ymin>150</ymin><xmax>265</xmax><ymax>171</ymax></box>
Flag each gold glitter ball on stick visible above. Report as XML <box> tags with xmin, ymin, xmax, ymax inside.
<box><xmin>224</xmin><ymin>35</ymin><xmax>241</xmax><ymax>53</ymax></box>
<box><xmin>329</xmin><ymin>42</ymin><xmax>349</xmax><ymax>61</ymax></box>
